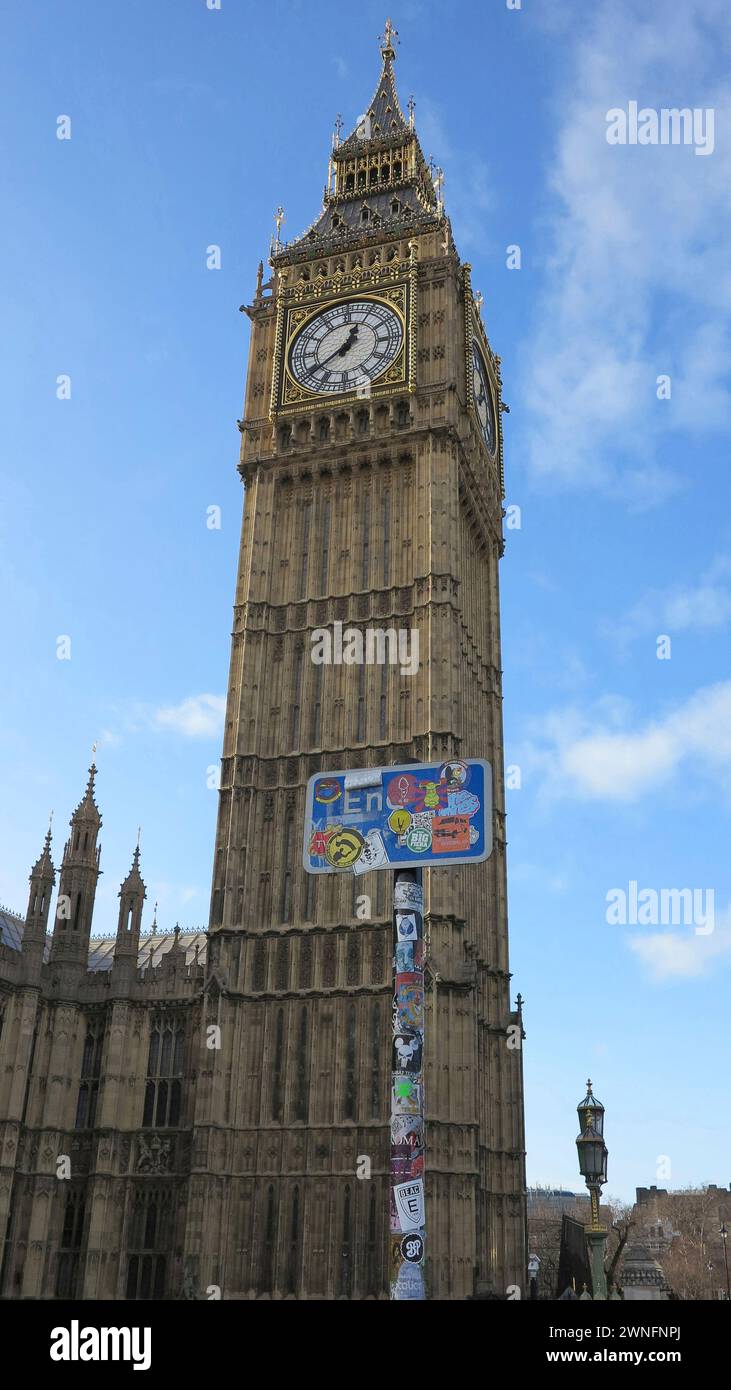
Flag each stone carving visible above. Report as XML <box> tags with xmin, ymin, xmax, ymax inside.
<box><xmin>136</xmin><ymin>1134</ymin><xmax>172</xmax><ymax>1175</ymax></box>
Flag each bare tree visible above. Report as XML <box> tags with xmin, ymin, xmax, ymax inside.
<box><xmin>604</xmin><ymin>1197</ymin><xmax>634</xmax><ymax>1296</ymax></box>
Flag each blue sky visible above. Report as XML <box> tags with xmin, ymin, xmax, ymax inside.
<box><xmin>1</xmin><ymin>0</ymin><xmax>730</xmax><ymax>1203</ymax></box>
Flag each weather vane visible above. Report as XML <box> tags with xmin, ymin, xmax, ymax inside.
<box><xmin>332</xmin><ymin>113</ymin><xmax>343</xmax><ymax>149</ymax></box>
<box><xmin>380</xmin><ymin>18</ymin><xmax>399</xmax><ymax>53</ymax></box>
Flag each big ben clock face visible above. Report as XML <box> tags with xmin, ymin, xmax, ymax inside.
<box><xmin>472</xmin><ymin>341</ymin><xmax>496</xmax><ymax>456</ymax></box>
<box><xmin>289</xmin><ymin>299</ymin><xmax>403</xmax><ymax>395</ymax></box>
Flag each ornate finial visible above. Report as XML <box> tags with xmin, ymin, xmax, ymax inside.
<box><xmin>586</xmin><ymin>1078</ymin><xmax>593</xmax><ymax>1092</ymax></box>
<box><xmin>45</xmin><ymin>811</ymin><xmax>54</xmax><ymax>850</ymax></box>
<box><xmin>408</xmin><ymin>94</ymin><xmax>415</xmax><ymax>129</ymax></box>
<box><xmin>333</xmin><ymin>113</ymin><xmax>344</xmax><ymax>149</ymax></box>
<box><xmin>151</xmin><ymin>902</ymin><xmax>158</xmax><ymax>935</ymax></box>
<box><xmin>380</xmin><ymin>17</ymin><xmax>399</xmax><ymax>59</ymax></box>
<box><xmin>433</xmin><ymin>166</ymin><xmax>444</xmax><ymax>212</ymax></box>
<box><xmin>474</xmin><ymin>291</ymin><xmax>484</xmax><ymax>316</ymax></box>
<box><xmin>255</xmin><ymin>260</ymin><xmax>264</xmax><ymax>297</ymax></box>
<box><xmin>273</xmin><ymin>206</ymin><xmax>285</xmax><ymax>249</ymax></box>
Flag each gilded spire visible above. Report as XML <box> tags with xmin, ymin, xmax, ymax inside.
<box><xmin>380</xmin><ymin>17</ymin><xmax>399</xmax><ymax>60</ymax></box>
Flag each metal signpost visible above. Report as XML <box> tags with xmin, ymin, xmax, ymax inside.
<box><xmin>303</xmin><ymin>757</ymin><xmax>492</xmax><ymax>1300</ymax></box>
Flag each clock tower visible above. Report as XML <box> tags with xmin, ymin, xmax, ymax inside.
<box><xmin>194</xmin><ymin>20</ymin><xmax>527</xmax><ymax>1299</ymax></box>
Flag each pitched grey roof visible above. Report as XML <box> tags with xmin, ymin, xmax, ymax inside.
<box><xmin>0</xmin><ymin>909</ymin><xmax>208</xmax><ymax>970</ymax></box>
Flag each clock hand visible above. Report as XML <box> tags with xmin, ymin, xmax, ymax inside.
<box><xmin>319</xmin><ymin>325</ymin><xmax>359</xmax><ymax>367</ymax></box>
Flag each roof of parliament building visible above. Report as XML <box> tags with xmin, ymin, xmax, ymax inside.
<box><xmin>0</xmin><ymin>759</ymin><xmax>208</xmax><ymax>974</ymax></box>
<box><xmin>0</xmin><ymin>905</ymin><xmax>208</xmax><ymax>971</ymax></box>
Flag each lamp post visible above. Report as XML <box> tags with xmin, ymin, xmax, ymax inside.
<box><xmin>720</xmin><ymin>1223</ymin><xmax>730</xmax><ymax>1302</ymax></box>
<box><xmin>575</xmin><ymin>1079</ymin><xmax>609</xmax><ymax>1300</ymax></box>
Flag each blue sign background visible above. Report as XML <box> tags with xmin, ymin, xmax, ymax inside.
<box><xmin>303</xmin><ymin>759</ymin><xmax>492</xmax><ymax>874</ymax></box>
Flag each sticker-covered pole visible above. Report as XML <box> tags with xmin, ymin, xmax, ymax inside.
<box><xmin>389</xmin><ymin>867</ymin><xmax>426</xmax><ymax>1299</ymax></box>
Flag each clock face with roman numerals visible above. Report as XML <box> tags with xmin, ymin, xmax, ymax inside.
<box><xmin>289</xmin><ymin>299</ymin><xmax>403</xmax><ymax>395</ymax></box>
<box><xmin>472</xmin><ymin>341</ymin><xmax>496</xmax><ymax>456</ymax></box>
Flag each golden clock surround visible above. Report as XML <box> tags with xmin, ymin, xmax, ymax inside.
<box><xmin>276</xmin><ymin>284</ymin><xmax>409</xmax><ymax>412</ymax></box>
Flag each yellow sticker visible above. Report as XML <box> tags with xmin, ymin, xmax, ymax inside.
<box><xmin>388</xmin><ymin>808</ymin><xmax>412</xmax><ymax>835</ymax></box>
<box><xmin>325</xmin><ymin>828</ymin><xmax>366</xmax><ymax>869</ymax></box>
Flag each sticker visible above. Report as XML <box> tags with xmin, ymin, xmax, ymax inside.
<box><xmin>396</xmin><ymin>982</ymin><xmax>424</xmax><ymax>1031</ymax></box>
<box><xmin>393</xmin><ymin>1033</ymin><xmax>423</xmax><ymax>1074</ymax></box>
<box><xmin>392</xmin><ymin>1078</ymin><xmax>423</xmax><ymax>1114</ymax></box>
<box><xmin>391</xmin><ymin>1150</ymin><xmax>424</xmax><ymax>1180</ymax></box>
<box><xmin>442</xmin><ymin>789</ymin><xmax>480</xmax><ymax>818</ymax></box>
<box><xmin>431</xmin><ymin>814</ymin><xmax>471</xmax><ymax>853</ymax></box>
<box><xmin>400</xmin><ymin>1232</ymin><xmax>425</xmax><ymax>1264</ymax></box>
<box><xmin>308</xmin><ymin>827</ymin><xmax>331</xmax><ymax>857</ymax></box>
<box><xmin>394</xmin><ymin>879</ymin><xmax>423</xmax><ymax>911</ymax></box>
<box><xmin>386</xmin><ymin>773</ymin><xmax>420</xmax><ymax>809</ymax></box>
<box><xmin>388</xmin><ymin>808</ymin><xmax>412</xmax><ymax>835</ymax></box>
<box><xmin>391</xmin><ymin>1115</ymin><xmax>424</xmax><ymax>1152</ymax></box>
<box><xmin>391</xmin><ymin>1260</ymin><xmax>425</xmax><ymax>1299</ymax></box>
<box><xmin>440</xmin><ymin>760</ymin><xmax>469</xmax><ymax>788</ymax></box>
<box><xmin>416</xmin><ymin>779</ymin><xmax>443</xmax><ymax>811</ymax></box>
<box><xmin>394</xmin><ymin>1179</ymin><xmax>425</xmax><ymax>1231</ymax></box>
<box><xmin>412</xmin><ymin>939</ymin><xmax>426</xmax><ymax>970</ymax></box>
<box><xmin>314</xmin><ymin>778</ymin><xmax>342</xmax><ymax>804</ymax></box>
<box><xmin>406</xmin><ymin>826</ymin><xmax>432</xmax><ymax>854</ymax></box>
<box><xmin>395</xmin><ymin>941</ymin><xmax>414</xmax><ymax>973</ymax></box>
<box><xmin>390</xmin><ymin>1236</ymin><xmax>404</xmax><ymax>1281</ymax></box>
<box><xmin>395</xmin><ymin>911</ymin><xmax>419</xmax><ymax>941</ymax></box>
<box><xmin>352</xmin><ymin>827</ymin><xmax>389</xmax><ymax>874</ymax></box>
<box><xmin>411</xmin><ymin>811</ymin><xmax>433</xmax><ymax>831</ymax></box>
<box><xmin>325</xmin><ymin>827</ymin><xmax>365</xmax><ymax>869</ymax></box>
<box><xmin>389</xmin><ymin>1185</ymin><xmax>401</xmax><ymax>1234</ymax></box>
<box><xmin>469</xmin><ymin>825</ymin><xmax>479</xmax><ymax>845</ymax></box>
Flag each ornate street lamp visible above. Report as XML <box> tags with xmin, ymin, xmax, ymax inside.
<box><xmin>720</xmin><ymin>1223</ymin><xmax>730</xmax><ymax>1302</ymax></box>
<box><xmin>576</xmin><ymin>1079</ymin><xmax>609</xmax><ymax>1299</ymax></box>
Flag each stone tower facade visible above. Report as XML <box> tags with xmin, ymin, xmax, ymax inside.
<box><xmin>202</xmin><ymin>24</ymin><xmax>527</xmax><ymax>1299</ymax></box>
<box><xmin>0</xmin><ymin>23</ymin><xmax>526</xmax><ymax>1302</ymax></box>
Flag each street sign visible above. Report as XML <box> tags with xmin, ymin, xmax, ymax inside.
<box><xmin>303</xmin><ymin>758</ymin><xmax>492</xmax><ymax>874</ymax></box>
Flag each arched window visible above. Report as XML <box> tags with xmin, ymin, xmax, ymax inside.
<box><xmin>285</xmin><ymin>1186</ymin><xmax>300</xmax><ymax>1295</ymax></box>
<box><xmin>339</xmin><ymin>1185</ymin><xmax>353</xmax><ymax>1296</ymax></box>
<box><xmin>293</xmin><ymin>1007</ymin><xmax>308</xmax><ymax>1121</ymax></box>
<box><xmin>260</xmin><ymin>1184</ymin><xmax>277</xmax><ymax>1294</ymax></box>
<box><xmin>344</xmin><ymin>1003</ymin><xmax>357</xmax><ymax>1121</ymax></box>
<box><xmin>271</xmin><ymin>1009</ymin><xmax>285</xmax><ymax>1120</ymax></box>
<box><xmin>143</xmin><ymin>1018</ymin><xmax>185</xmax><ymax>1127</ymax></box>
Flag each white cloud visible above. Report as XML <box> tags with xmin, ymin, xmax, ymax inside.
<box><xmin>522</xmin><ymin>680</ymin><xmax>731</xmax><ymax>801</ymax></box>
<box><xmin>608</xmin><ymin>556</ymin><xmax>731</xmax><ymax>645</ymax></box>
<box><xmin>152</xmin><ymin>694</ymin><xmax>225</xmax><ymax>739</ymax></box>
<box><xmin>520</xmin><ymin>0</ymin><xmax>731</xmax><ymax>500</ymax></box>
<box><xmin>628</xmin><ymin>902</ymin><xmax>731</xmax><ymax>980</ymax></box>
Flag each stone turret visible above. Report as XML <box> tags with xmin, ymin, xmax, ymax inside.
<box><xmin>50</xmin><ymin>763</ymin><xmax>102</xmax><ymax>971</ymax></box>
<box><xmin>20</xmin><ymin>822</ymin><xmax>55</xmax><ymax>980</ymax></box>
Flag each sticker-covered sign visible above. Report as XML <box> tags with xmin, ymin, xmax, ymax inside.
<box><xmin>303</xmin><ymin>760</ymin><xmax>492</xmax><ymax>873</ymax></box>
